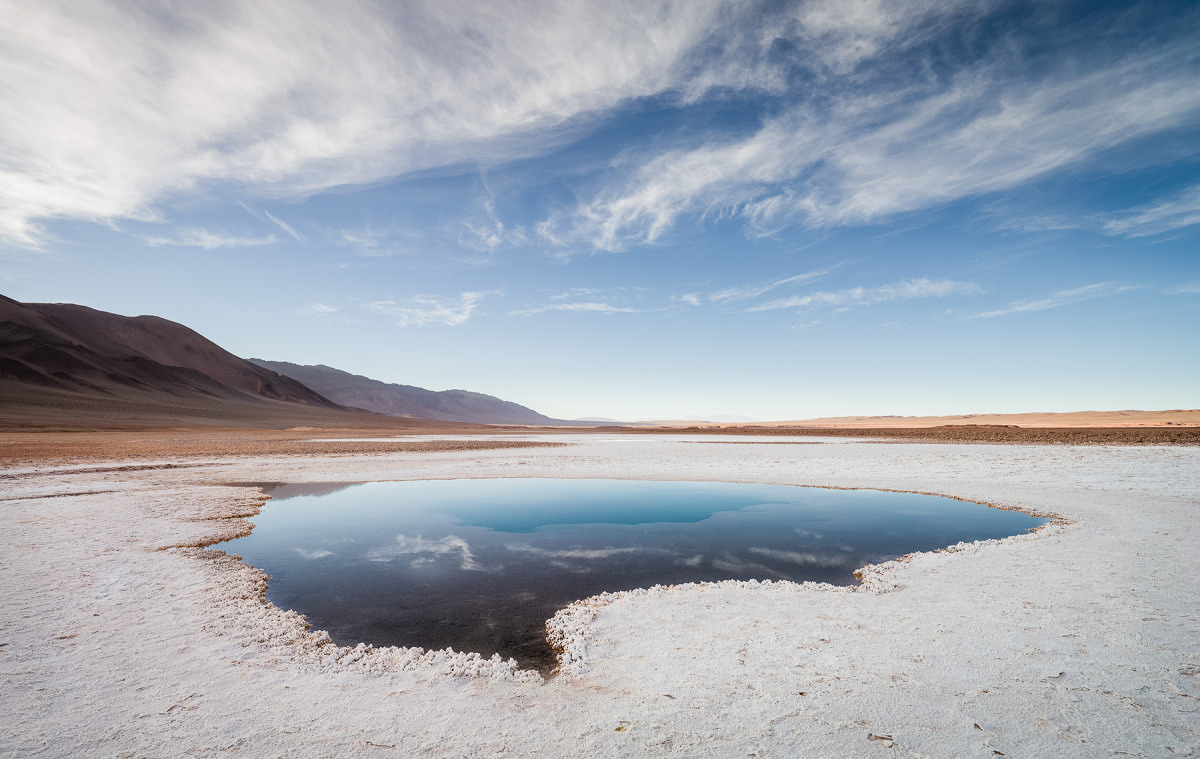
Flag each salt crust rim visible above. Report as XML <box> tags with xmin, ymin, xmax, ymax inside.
<box><xmin>184</xmin><ymin>478</ymin><xmax>1068</xmax><ymax>686</ymax></box>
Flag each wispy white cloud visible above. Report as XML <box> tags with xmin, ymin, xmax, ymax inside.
<box><xmin>138</xmin><ymin>227</ymin><xmax>277</xmax><ymax>249</ymax></box>
<box><xmin>337</xmin><ymin>230</ymin><xmax>384</xmax><ymax>251</ymax></box>
<box><xmin>0</xmin><ymin>0</ymin><xmax>751</xmax><ymax>247</ymax></box>
<box><xmin>748</xmin><ymin>277</ymin><xmax>980</xmax><ymax>311</ymax></box>
<box><xmin>969</xmin><ymin>282</ymin><xmax>1135</xmax><ymax>319</ymax></box>
<box><xmin>711</xmin><ymin>269</ymin><xmax>830</xmax><ymax>303</ymax></box>
<box><xmin>550</xmin><ymin>288</ymin><xmax>601</xmax><ymax>302</ymax></box>
<box><xmin>458</xmin><ymin>219</ymin><xmax>527</xmax><ymax>252</ymax></box>
<box><xmin>263</xmin><ymin>210</ymin><xmax>303</xmax><ymax>242</ymax></box>
<box><xmin>547</xmin><ymin>33</ymin><xmax>1200</xmax><ymax>250</ymax></box>
<box><xmin>297</xmin><ymin>302</ymin><xmax>339</xmax><ymax>316</ymax></box>
<box><xmin>779</xmin><ymin>0</ymin><xmax>988</xmax><ymax>75</ymax></box>
<box><xmin>6</xmin><ymin>1</ymin><xmax>1196</xmax><ymax>255</ymax></box>
<box><xmin>458</xmin><ymin>190</ymin><xmax>528</xmax><ymax>252</ymax></box>
<box><xmin>1166</xmin><ymin>281</ymin><xmax>1200</xmax><ymax>295</ymax></box>
<box><xmin>513</xmin><ymin>287</ymin><xmax>646</xmax><ymax>316</ymax></box>
<box><xmin>239</xmin><ymin>202</ymin><xmax>304</xmax><ymax>242</ymax></box>
<box><xmin>1101</xmin><ymin>183</ymin><xmax>1200</xmax><ymax>238</ymax></box>
<box><xmin>676</xmin><ymin>293</ymin><xmax>702</xmax><ymax>306</ymax></box>
<box><xmin>367</xmin><ymin>292</ymin><xmax>490</xmax><ymax>326</ymax></box>
<box><xmin>511</xmin><ymin>301</ymin><xmax>640</xmax><ymax>317</ymax></box>
<box><xmin>333</xmin><ymin>225</ymin><xmax>423</xmax><ymax>258</ymax></box>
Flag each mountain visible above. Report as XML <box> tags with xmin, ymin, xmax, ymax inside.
<box><xmin>248</xmin><ymin>359</ymin><xmax>571</xmax><ymax>426</ymax></box>
<box><xmin>0</xmin><ymin>295</ymin><xmax>392</xmax><ymax>429</ymax></box>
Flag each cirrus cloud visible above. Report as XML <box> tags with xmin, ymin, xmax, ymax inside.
<box><xmin>366</xmin><ymin>291</ymin><xmax>491</xmax><ymax>327</ymax></box>
<box><xmin>1102</xmin><ymin>183</ymin><xmax>1200</xmax><ymax>238</ymax></box>
<box><xmin>0</xmin><ymin>0</ymin><xmax>747</xmax><ymax>247</ymax></box>
<box><xmin>137</xmin><ymin>228</ymin><xmax>278</xmax><ymax>249</ymax></box>
<box><xmin>510</xmin><ymin>301</ymin><xmax>640</xmax><ymax>317</ymax></box>
<box><xmin>747</xmin><ymin>277</ymin><xmax>981</xmax><ymax>312</ymax></box>
<box><xmin>969</xmin><ymin>282</ymin><xmax>1136</xmax><ymax>319</ymax></box>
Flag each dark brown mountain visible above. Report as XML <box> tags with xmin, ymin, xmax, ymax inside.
<box><xmin>0</xmin><ymin>295</ymin><xmax>392</xmax><ymax>429</ymax></box>
<box><xmin>248</xmin><ymin>359</ymin><xmax>572</xmax><ymax>426</ymax></box>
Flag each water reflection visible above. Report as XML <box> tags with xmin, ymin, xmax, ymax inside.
<box><xmin>218</xmin><ymin>479</ymin><xmax>1044</xmax><ymax>672</ymax></box>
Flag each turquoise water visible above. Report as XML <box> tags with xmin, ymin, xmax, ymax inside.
<box><xmin>217</xmin><ymin>479</ymin><xmax>1044</xmax><ymax>671</ymax></box>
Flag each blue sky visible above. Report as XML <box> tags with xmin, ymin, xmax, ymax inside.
<box><xmin>2</xmin><ymin>0</ymin><xmax>1198</xmax><ymax>421</ymax></box>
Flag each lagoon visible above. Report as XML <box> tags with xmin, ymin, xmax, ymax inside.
<box><xmin>217</xmin><ymin>478</ymin><xmax>1044</xmax><ymax>671</ymax></box>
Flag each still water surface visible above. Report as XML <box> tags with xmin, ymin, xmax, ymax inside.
<box><xmin>218</xmin><ymin>479</ymin><xmax>1044</xmax><ymax>671</ymax></box>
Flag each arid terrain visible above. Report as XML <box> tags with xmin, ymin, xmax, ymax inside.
<box><xmin>615</xmin><ymin>422</ymin><xmax>1200</xmax><ymax>446</ymax></box>
<box><xmin>2</xmin><ymin>433</ymin><xmax>1197</xmax><ymax>757</ymax></box>
<box><xmin>5</xmin><ymin>293</ymin><xmax>1196</xmax><ymax>454</ymax></box>
<box><xmin>2</xmin><ymin>300</ymin><xmax>1197</xmax><ymax>755</ymax></box>
<box><xmin>655</xmin><ymin>409</ymin><xmax>1200</xmax><ymax>428</ymax></box>
<box><xmin>2</xmin><ymin>417</ymin><xmax>1198</xmax><ymax>467</ymax></box>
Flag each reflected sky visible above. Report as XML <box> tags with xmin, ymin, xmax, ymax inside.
<box><xmin>218</xmin><ymin>479</ymin><xmax>1045</xmax><ymax>672</ymax></box>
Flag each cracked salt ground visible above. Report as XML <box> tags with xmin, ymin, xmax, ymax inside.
<box><xmin>1</xmin><ymin>436</ymin><xmax>1198</xmax><ymax>757</ymax></box>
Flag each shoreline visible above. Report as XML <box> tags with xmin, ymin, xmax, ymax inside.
<box><xmin>211</xmin><ymin>478</ymin><xmax>1062</xmax><ymax>677</ymax></box>
<box><xmin>2</xmin><ymin>435</ymin><xmax>1196</xmax><ymax>756</ymax></box>
<box><xmin>602</xmin><ymin>424</ymin><xmax>1200</xmax><ymax>445</ymax></box>
<box><xmin>1</xmin><ymin>423</ymin><xmax>1198</xmax><ymax>467</ymax></box>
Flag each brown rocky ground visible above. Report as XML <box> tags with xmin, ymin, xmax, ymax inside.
<box><xmin>604</xmin><ymin>424</ymin><xmax>1200</xmax><ymax>445</ymax></box>
<box><xmin>3</xmin><ymin>421</ymin><xmax>1197</xmax><ymax>466</ymax></box>
<box><xmin>0</xmin><ymin>427</ymin><xmax>565</xmax><ymax>466</ymax></box>
<box><xmin>646</xmin><ymin>409</ymin><xmax>1200</xmax><ymax>428</ymax></box>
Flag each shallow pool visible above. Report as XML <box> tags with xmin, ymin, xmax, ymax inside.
<box><xmin>217</xmin><ymin>479</ymin><xmax>1044</xmax><ymax>671</ymax></box>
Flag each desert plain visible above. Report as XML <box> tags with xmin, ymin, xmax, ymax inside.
<box><xmin>4</xmin><ymin>0</ymin><xmax>1200</xmax><ymax>755</ymax></box>
<box><xmin>2</xmin><ymin>423</ymin><xmax>1198</xmax><ymax>757</ymax></box>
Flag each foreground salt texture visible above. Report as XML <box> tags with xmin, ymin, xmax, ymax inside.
<box><xmin>2</xmin><ymin>436</ymin><xmax>1197</xmax><ymax>757</ymax></box>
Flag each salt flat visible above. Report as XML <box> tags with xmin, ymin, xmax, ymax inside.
<box><xmin>2</xmin><ymin>435</ymin><xmax>1197</xmax><ymax>757</ymax></box>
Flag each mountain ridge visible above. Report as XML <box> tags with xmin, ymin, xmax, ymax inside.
<box><xmin>248</xmin><ymin>359</ymin><xmax>574</xmax><ymax>426</ymax></box>
<box><xmin>0</xmin><ymin>294</ymin><xmax>574</xmax><ymax>430</ymax></box>
<box><xmin>0</xmin><ymin>295</ymin><xmax>410</xmax><ymax>429</ymax></box>
<box><xmin>0</xmin><ymin>295</ymin><xmax>338</xmax><ymax>404</ymax></box>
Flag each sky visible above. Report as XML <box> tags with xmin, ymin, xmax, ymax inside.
<box><xmin>1</xmin><ymin>0</ymin><xmax>1198</xmax><ymax>421</ymax></box>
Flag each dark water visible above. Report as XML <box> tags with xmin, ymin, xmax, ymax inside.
<box><xmin>217</xmin><ymin>479</ymin><xmax>1044</xmax><ymax>672</ymax></box>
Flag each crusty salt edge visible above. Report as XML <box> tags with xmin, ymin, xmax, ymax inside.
<box><xmin>547</xmin><ymin>508</ymin><xmax>1069</xmax><ymax>680</ymax></box>
<box><xmin>163</xmin><ymin>484</ymin><xmax>544</xmax><ymax>685</ymax></box>
<box><xmin>192</xmin><ymin>483</ymin><xmax>1065</xmax><ymax>685</ymax></box>
<box><xmin>180</xmin><ymin>548</ymin><xmax>543</xmax><ymax>684</ymax></box>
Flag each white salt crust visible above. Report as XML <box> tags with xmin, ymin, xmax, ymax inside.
<box><xmin>1</xmin><ymin>436</ymin><xmax>1197</xmax><ymax>757</ymax></box>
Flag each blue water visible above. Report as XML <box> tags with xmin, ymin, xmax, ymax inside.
<box><xmin>217</xmin><ymin>479</ymin><xmax>1044</xmax><ymax>671</ymax></box>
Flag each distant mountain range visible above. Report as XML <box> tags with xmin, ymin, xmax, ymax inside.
<box><xmin>0</xmin><ymin>294</ymin><xmax>335</xmax><ymax>404</ymax></box>
<box><xmin>249</xmin><ymin>359</ymin><xmax>573</xmax><ymax>426</ymax></box>
<box><xmin>0</xmin><ymin>295</ymin><xmax>567</xmax><ymax>429</ymax></box>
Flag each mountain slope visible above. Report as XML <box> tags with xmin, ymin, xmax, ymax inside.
<box><xmin>249</xmin><ymin>359</ymin><xmax>569</xmax><ymax>425</ymax></box>
<box><xmin>0</xmin><ymin>295</ymin><xmax>337</xmax><ymax>406</ymax></box>
<box><xmin>0</xmin><ymin>295</ymin><xmax>414</xmax><ymax>429</ymax></box>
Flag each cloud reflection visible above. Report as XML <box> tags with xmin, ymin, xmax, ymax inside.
<box><xmin>292</xmin><ymin>547</ymin><xmax>334</xmax><ymax>560</ymax></box>
<box><xmin>366</xmin><ymin>534</ymin><xmax>483</xmax><ymax>571</ymax></box>
<box><xmin>711</xmin><ymin>553</ymin><xmax>788</xmax><ymax>579</ymax></box>
<box><xmin>747</xmin><ymin>546</ymin><xmax>851</xmax><ymax>568</ymax></box>
<box><xmin>505</xmin><ymin>545</ymin><xmax>639</xmax><ymax>560</ymax></box>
